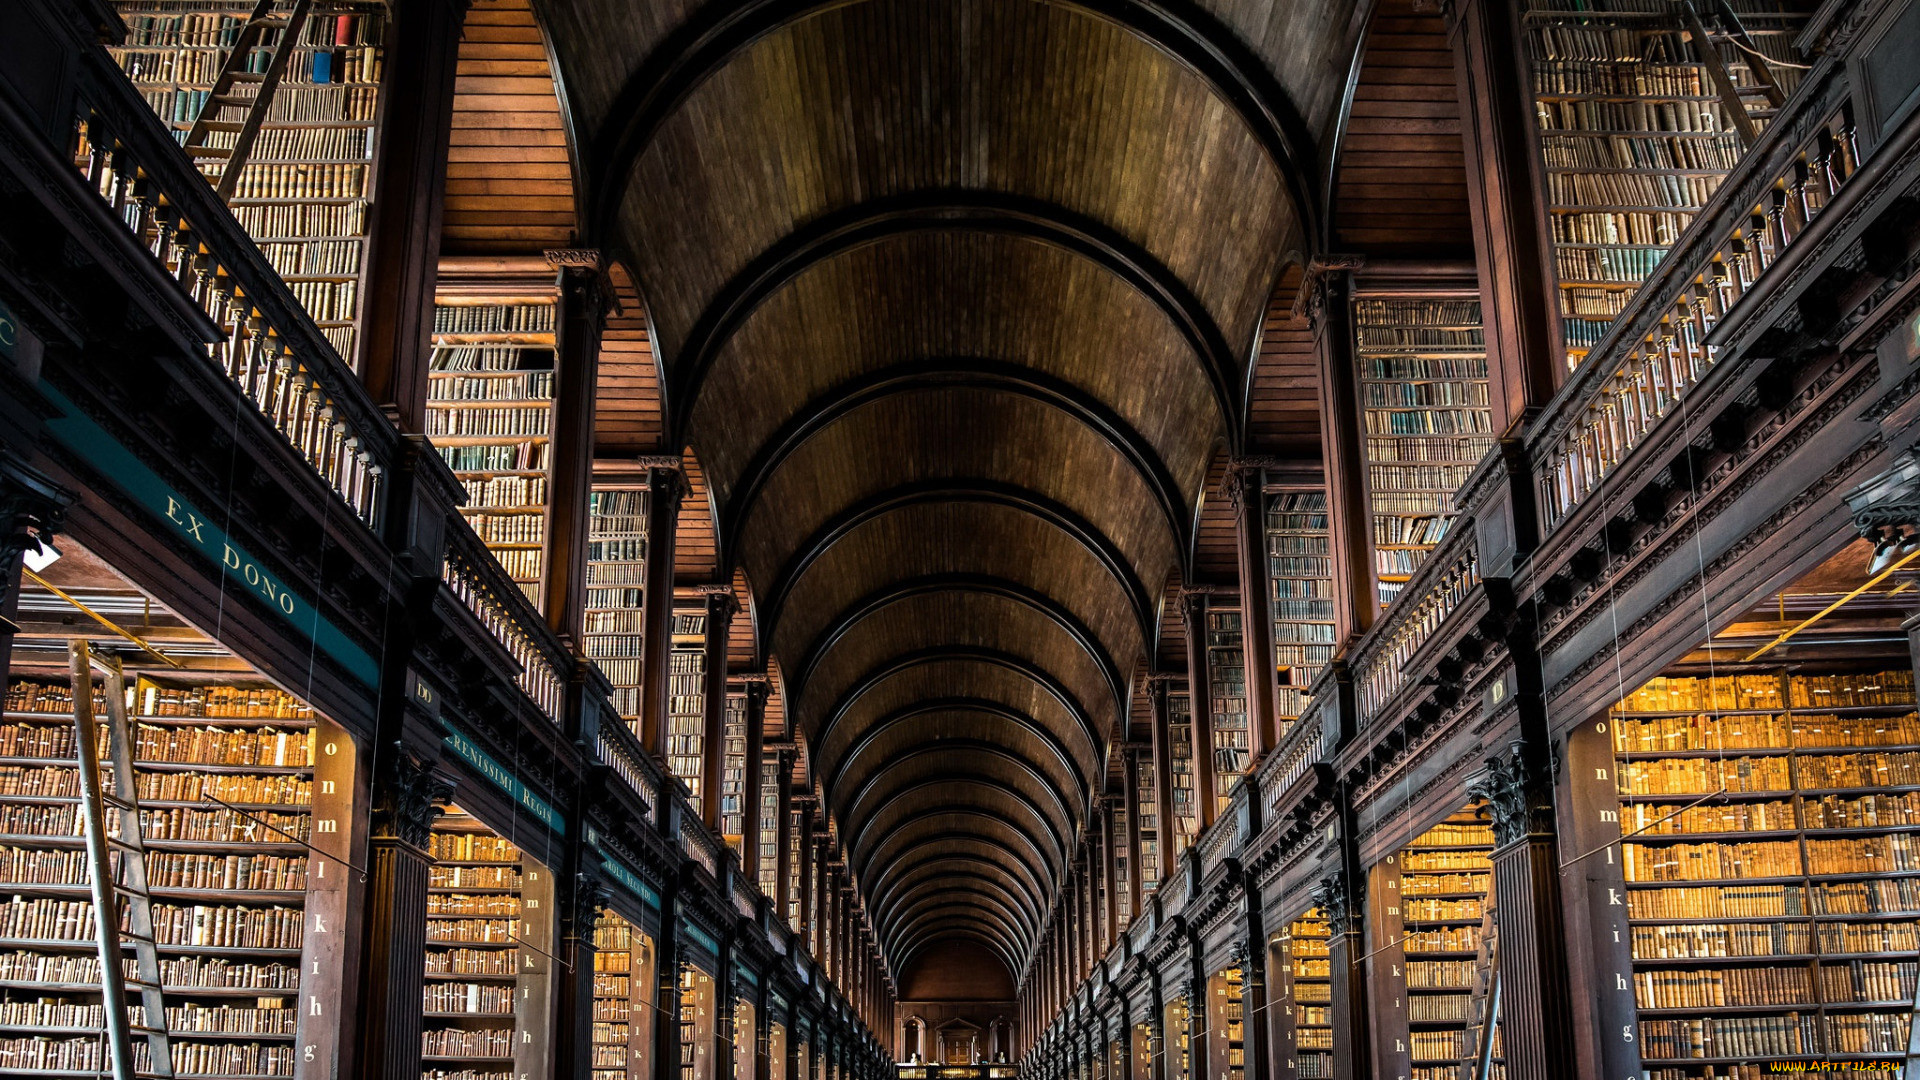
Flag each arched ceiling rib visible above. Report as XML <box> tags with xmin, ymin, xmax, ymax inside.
<box><xmin>537</xmin><ymin>0</ymin><xmax>1361</xmax><ymax>982</ymax></box>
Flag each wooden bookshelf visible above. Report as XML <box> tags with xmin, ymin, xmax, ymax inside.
<box><xmin>1352</xmin><ymin>294</ymin><xmax>1493</xmax><ymax>609</ymax></box>
<box><xmin>1522</xmin><ymin>0</ymin><xmax>1813</xmax><ymax>371</ymax></box>
<box><xmin>1205</xmin><ymin>609</ymin><xmax>1250</xmax><ymax>814</ymax></box>
<box><xmin>665</xmin><ymin>610</ymin><xmax>709</xmax><ymax>799</ymax></box>
<box><xmin>429</xmin><ymin>297</ymin><xmax>559</xmax><ymax>611</ymax></box>
<box><xmin>1207</xmin><ymin>967</ymin><xmax>1245</xmax><ymax>1080</ymax></box>
<box><xmin>680</xmin><ymin>964</ymin><xmax>716</xmax><ymax>1080</ymax></box>
<box><xmin>423</xmin><ymin>806</ymin><xmax>554</xmax><ymax>1080</ymax></box>
<box><xmin>1167</xmin><ymin>691</ymin><xmax>1197</xmax><ymax>858</ymax></box>
<box><xmin>0</xmin><ymin>675</ymin><xmax>354</xmax><ymax>1080</ymax></box>
<box><xmin>720</xmin><ymin>691</ymin><xmax>747</xmax><ymax>852</ymax></box>
<box><xmin>1163</xmin><ymin>995</ymin><xmax>1191</xmax><ymax>1080</ymax></box>
<box><xmin>1277</xmin><ymin>910</ymin><xmax>1332</xmax><ymax>1080</ymax></box>
<box><xmin>1371</xmin><ymin>806</ymin><xmax>1498</xmax><ymax>1080</ymax></box>
<box><xmin>757</xmin><ymin>754</ymin><xmax>782</xmax><ymax>896</ymax></box>
<box><xmin>592</xmin><ymin>907</ymin><xmax>654</xmax><ymax>1080</ymax></box>
<box><xmin>110</xmin><ymin>1</ymin><xmax>386</xmax><ymax>360</ymax></box>
<box><xmin>1134</xmin><ymin>752</ymin><xmax>1160</xmax><ymax>893</ymax></box>
<box><xmin>1604</xmin><ymin>668</ymin><xmax>1920</xmax><ymax>1077</ymax></box>
<box><xmin>585</xmin><ymin>482</ymin><xmax>650</xmax><ymax>729</ymax></box>
<box><xmin>1265</xmin><ymin>488</ymin><xmax>1334</xmax><ymax>739</ymax></box>
<box><xmin>1111</xmin><ymin>801</ymin><xmax>1131</xmax><ymax>932</ymax></box>
<box><xmin>786</xmin><ymin>805</ymin><xmax>806</xmax><ymax>929</ymax></box>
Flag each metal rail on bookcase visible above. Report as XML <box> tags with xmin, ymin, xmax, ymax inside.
<box><xmin>1534</xmin><ymin>70</ymin><xmax>1863</xmax><ymax>530</ymax></box>
<box><xmin>441</xmin><ymin>528</ymin><xmax>566</xmax><ymax>722</ymax></box>
<box><xmin>70</xmin><ymin>49</ymin><xmax>394</xmax><ymax>530</ymax></box>
<box><xmin>1353</xmin><ymin>531</ymin><xmax>1480</xmax><ymax>727</ymax></box>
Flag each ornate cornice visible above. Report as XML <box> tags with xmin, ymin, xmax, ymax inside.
<box><xmin>371</xmin><ymin>746</ymin><xmax>455</xmax><ymax>851</ymax></box>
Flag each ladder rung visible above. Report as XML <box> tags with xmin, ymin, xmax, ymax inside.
<box><xmin>106</xmin><ymin>835</ymin><xmax>144</xmax><ymax>851</ymax></box>
<box><xmin>229</xmin><ymin>72</ymin><xmax>267</xmax><ymax>82</ymax></box>
<box><xmin>185</xmin><ymin>146</ymin><xmax>232</xmax><ymax>158</ymax></box>
<box><xmin>100</xmin><ymin>793</ymin><xmax>138</xmax><ymax>811</ymax></box>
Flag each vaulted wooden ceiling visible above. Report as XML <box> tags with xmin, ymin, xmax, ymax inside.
<box><xmin>535</xmin><ymin>0</ymin><xmax>1370</xmax><ymax>984</ymax></box>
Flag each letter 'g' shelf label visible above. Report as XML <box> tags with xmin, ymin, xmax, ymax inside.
<box><xmin>36</xmin><ymin>382</ymin><xmax>380</xmax><ymax>686</ymax></box>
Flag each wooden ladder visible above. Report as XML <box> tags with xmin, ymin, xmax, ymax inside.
<box><xmin>181</xmin><ymin>0</ymin><xmax>315</xmax><ymax>200</ymax></box>
<box><xmin>1683</xmin><ymin>0</ymin><xmax>1788</xmax><ymax>147</ymax></box>
<box><xmin>1457</xmin><ymin>900</ymin><xmax>1501</xmax><ymax>1080</ymax></box>
<box><xmin>69</xmin><ymin>642</ymin><xmax>177</xmax><ymax>1080</ymax></box>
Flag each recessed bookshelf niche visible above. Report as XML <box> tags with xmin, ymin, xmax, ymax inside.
<box><xmin>1353</xmin><ymin>291</ymin><xmax>1493</xmax><ymax>608</ymax></box>
<box><xmin>428</xmin><ymin>294</ymin><xmax>559</xmax><ymax>611</ymax></box>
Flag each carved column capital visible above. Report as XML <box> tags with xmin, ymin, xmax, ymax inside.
<box><xmin>1468</xmin><ymin>739</ymin><xmax>1554</xmax><ymax>848</ymax></box>
<box><xmin>1177</xmin><ymin>588</ymin><xmax>1210</xmax><ymax>623</ymax></box>
<box><xmin>641</xmin><ymin>457</ymin><xmax>691</xmax><ymax>509</ymax></box>
<box><xmin>1845</xmin><ymin>447</ymin><xmax>1920</xmax><ymax>570</ymax></box>
<box><xmin>702</xmin><ymin>584</ymin><xmax>742</xmax><ymax>625</ymax></box>
<box><xmin>372</xmin><ymin>745</ymin><xmax>455</xmax><ymax>851</ymax></box>
<box><xmin>1308</xmin><ymin>872</ymin><xmax>1361</xmax><ymax>939</ymax></box>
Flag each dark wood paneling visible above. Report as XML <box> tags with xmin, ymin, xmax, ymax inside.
<box><xmin>1330</xmin><ymin>0</ymin><xmax>1472</xmax><ymax>255</ymax></box>
<box><xmin>442</xmin><ymin>0</ymin><xmax>576</xmax><ymax>254</ymax></box>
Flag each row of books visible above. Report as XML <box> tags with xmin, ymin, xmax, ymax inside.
<box><xmin>1361</xmin><ymin>410</ymin><xmax>1495</xmax><ymax>436</ymax></box>
<box><xmin>1362</xmin><ymin>382</ymin><xmax>1490</xmax><ymax>408</ymax></box>
<box><xmin>425</xmin><ymin>981</ymin><xmax>515</xmax><ymax>1014</ymax></box>
<box><xmin>230</xmin><ymin>198</ymin><xmax>368</xmax><ymax>242</ymax></box>
<box><xmin>435</xmin><ymin>304</ymin><xmax>557</xmax><ymax>335</ymax></box>
<box><xmin>425</xmin><ymin>407</ymin><xmax>554</xmax><ymax>438</ymax></box>
<box><xmin>431</xmin><ymin>345</ymin><xmax>557</xmax><ymax>373</ymax></box>
<box><xmin>0</xmin><ymin>847</ymin><xmax>307</xmax><ymax>891</ymax></box>
<box><xmin>225</xmin><ymin>161</ymin><xmax>368</xmax><ymax>201</ymax></box>
<box><xmin>1552</xmin><ymin>209</ymin><xmax>1693</xmax><ymax>246</ymax></box>
<box><xmin>1555</xmin><ymin>246</ymin><xmax>1668</xmax><ymax>284</ymax></box>
<box><xmin>424</xmin><ymin>1027</ymin><xmax>513</xmax><ymax>1056</ymax></box>
<box><xmin>1360</xmin><ymin>355</ymin><xmax>1490</xmax><ymax>381</ymax></box>
<box><xmin>1530</xmin><ymin>61</ymin><xmax>1708</xmax><ymax>97</ymax></box>
<box><xmin>464</xmin><ymin>475</ymin><xmax>549</xmax><ymax>509</ymax></box>
<box><xmin>465</xmin><ymin>513</ymin><xmax>545</xmax><ymax>545</ymax></box>
<box><xmin>209</xmin><ymin>124</ymin><xmax>373</xmax><ymax>163</ymax></box>
<box><xmin>1535</xmin><ymin>99</ymin><xmax>1730</xmax><ymax>134</ymax></box>
<box><xmin>0</xmin><ymin>764</ymin><xmax>309</xmax><ymax>804</ymax></box>
<box><xmin>1545</xmin><ymin>171</ymin><xmax>1718</xmax><ymax>208</ymax></box>
<box><xmin>1541</xmin><ymin>133</ymin><xmax>1742</xmax><ymax>173</ymax></box>
<box><xmin>439</xmin><ymin>442</ymin><xmax>552</xmax><ymax>474</ymax></box>
<box><xmin>284</xmin><ymin>278</ymin><xmax>358</xmax><ymax>323</ymax></box>
<box><xmin>432</xmin><ymin>372</ymin><xmax>557</xmax><ymax>402</ymax></box>
<box><xmin>1368</xmin><ymin>464</ymin><xmax>1478</xmax><ymax>492</ymax></box>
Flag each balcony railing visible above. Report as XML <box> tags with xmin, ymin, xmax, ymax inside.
<box><xmin>1257</xmin><ymin>709</ymin><xmax>1326</xmax><ymax>824</ymax></box>
<box><xmin>68</xmin><ymin>48</ymin><xmax>394</xmax><ymax>531</ymax></box>
<box><xmin>1537</xmin><ymin>89</ymin><xmax>1863</xmax><ymax>529</ymax></box>
<box><xmin>1354</xmin><ymin>530</ymin><xmax>1480</xmax><ymax>726</ymax></box>
<box><xmin>441</xmin><ymin>527</ymin><xmax>567</xmax><ymax>722</ymax></box>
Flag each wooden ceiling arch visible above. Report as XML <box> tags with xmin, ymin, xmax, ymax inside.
<box><xmin>535</xmin><ymin>0</ymin><xmax>1366</xmax><ymax>978</ymax></box>
<box><xmin>857</xmin><ymin>824</ymin><xmax>1057</xmax><ymax>920</ymax></box>
<box><xmin>869</xmin><ymin>851</ymin><xmax>1049</xmax><ymax>933</ymax></box>
<box><xmin>888</xmin><ymin>893</ymin><xmax>1035</xmax><ymax>963</ymax></box>
<box><xmin>790</xmin><ymin>575</ymin><xmax>1129</xmax><ymax>723</ymax></box>
<box><xmin>720</xmin><ymin>360</ymin><xmax>1195</xmax><ymax>574</ymax></box>
<box><xmin>573</xmin><ymin>0</ymin><xmax>1322</xmax><ymax>242</ymax></box>
<box><xmin>821</xmin><ymin>700</ymin><xmax>1089</xmax><ymax>814</ymax></box>
<box><xmin>662</xmin><ymin>191</ymin><xmax>1242</xmax><ymax>447</ymax></box>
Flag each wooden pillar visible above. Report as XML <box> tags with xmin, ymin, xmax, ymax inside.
<box><xmin>1147</xmin><ymin>677</ymin><xmax>1179</xmax><ymax>873</ymax></box>
<box><xmin>741</xmin><ymin>676</ymin><xmax>771</xmax><ymax>881</ymax></box>
<box><xmin>1120</xmin><ymin>749</ymin><xmax>1145</xmax><ymax>915</ymax></box>
<box><xmin>543</xmin><ymin>252</ymin><xmax>610</xmax><ymax>638</ymax></box>
<box><xmin>1471</xmin><ymin>740</ymin><xmax>1580</xmax><ymax>1080</ymax></box>
<box><xmin>1449</xmin><ymin>0</ymin><xmax>1561</xmax><ymax>425</ymax></box>
<box><xmin>795</xmin><ymin>804</ymin><xmax>815</xmax><ymax>937</ymax></box>
<box><xmin>357</xmin><ymin>0</ymin><xmax>467</xmax><ymax>431</ymax></box>
<box><xmin>353</xmin><ymin>751</ymin><xmax>451</xmax><ymax>1080</ymax></box>
<box><xmin>1100</xmin><ymin>799</ymin><xmax>1119</xmax><ymax>948</ymax></box>
<box><xmin>773</xmin><ymin>749</ymin><xmax>795</xmax><ymax>913</ymax></box>
<box><xmin>1179</xmin><ymin>590</ymin><xmax>1218</xmax><ymax>832</ymax></box>
<box><xmin>1226</xmin><ymin>463</ymin><xmax>1278</xmax><ymax>758</ymax></box>
<box><xmin>699</xmin><ymin>585</ymin><xmax>739</xmax><ymax>829</ymax></box>
<box><xmin>558</xmin><ymin>880</ymin><xmax>606</xmax><ymax>1080</ymax></box>
<box><xmin>1306</xmin><ymin>267</ymin><xmax>1377</xmax><ymax>643</ymax></box>
<box><xmin>639</xmin><ymin>459</ymin><xmax>687</xmax><ymax>758</ymax></box>
<box><xmin>1312</xmin><ymin>789</ymin><xmax>1370</xmax><ymax>1080</ymax></box>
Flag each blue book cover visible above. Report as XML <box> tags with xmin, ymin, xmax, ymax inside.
<box><xmin>312</xmin><ymin>51</ymin><xmax>333</xmax><ymax>85</ymax></box>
